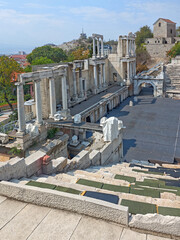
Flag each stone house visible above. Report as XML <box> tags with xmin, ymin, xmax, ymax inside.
<box><xmin>145</xmin><ymin>18</ymin><xmax>180</xmax><ymax>60</ymax></box>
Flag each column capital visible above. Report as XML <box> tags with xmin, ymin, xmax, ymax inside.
<box><xmin>15</xmin><ymin>81</ymin><xmax>24</xmax><ymax>86</ymax></box>
<box><xmin>34</xmin><ymin>79</ymin><xmax>41</xmax><ymax>83</ymax></box>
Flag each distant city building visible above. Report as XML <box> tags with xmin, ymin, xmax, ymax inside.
<box><xmin>100</xmin><ymin>44</ymin><xmax>112</xmax><ymax>56</ymax></box>
<box><xmin>79</xmin><ymin>29</ymin><xmax>87</xmax><ymax>40</ymax></box>
<box><xmin>10</xmin><ymin>53</ymin><xmax>29</xmax><ymax>68</ymax></box>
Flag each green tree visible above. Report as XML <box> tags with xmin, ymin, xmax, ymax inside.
<box><xmin>31</xmin><ymin>56</ymin><xmax>54</xmax><ymax>65</ymax></box>
<box><xmin>135</xmin><ymin>25</ymin><xmax>153</xmax><ymax>48</ymax></box>
<box><xmin>167</xmin><ymin>42</ymin><xmax>180</xmax><ymax>58</ymax></box>
<box><xmin>0</xmin><ymin>56</ymin><xmax>23</xmax><ymax>111</ymax></box>
<box><xmin>27</xmin><ymin>45</ymin><xmax>67</xmax><ymax>64</ymax></box>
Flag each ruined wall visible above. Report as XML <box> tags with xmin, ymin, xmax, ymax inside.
<box><xmin>146</xmin><ymin>44</ymin><xmax>174</xmax><ymax>59</ymax></box>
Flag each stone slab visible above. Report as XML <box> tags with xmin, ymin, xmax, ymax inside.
<box><xmin>0</xmin><ymin>195</ymin><xmax>6</xmax><ymax>204</ymax></box>
<box><xmin>71</xmin><ymin>215</ymin><xmax>123</xmax><ymax>240</ymax></box>
<box><xmin>28</xmin><ymin>209</ymin><xmax>81</xmax><ymax>240</ymax></box>
<box><xmin>120</xmin><ymin>228</ymin><xmax>146</xmax><ymax>240</ymax></box>
<box><xmin>0</xmin><ymin>181</ymin><xmax>129</xmax><ymax>226</ymax></box>
<box><xmin>89</xmin><ymin>150</ymin><xmax>100</xmax><ymax>166</ymax></box>
<box><xmin>100</xmin><ymin>142</ymin><xmax>113</xmax><ymax>165</ymax></box>
<box><xmin>147</xmin><ymin>235</ymin><xmax>172</xmax><ymax>240</ymax></box>
<box><xmin>0</xmin><ymin>199</ymin><xmax>27</xmax><ymax>230</ymax></box>
<box><xmin>0</xmin><ymin>204</ymin><xmax>50</xmax><ymax>240</ymax></box>
<box><xmin>129</xmin><ymin>214</ymin><xmax>180</xmax><ymax>237</ymax></box>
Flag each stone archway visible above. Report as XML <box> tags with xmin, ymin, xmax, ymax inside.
<box><xmin>134</xmin><ymin>80</ymin><xmax>158</xmax><ymax>97</ymax></box>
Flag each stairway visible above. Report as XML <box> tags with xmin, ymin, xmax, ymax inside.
<box><xmin>165</xmin><ymin>63</ymin><xmax>180</xmax><ymax>98</ymax></box>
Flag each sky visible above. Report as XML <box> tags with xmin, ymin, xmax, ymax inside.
<box><xmin>0</xmin><ymin>0</ymin><xmax>179</xmax><ymax>54</ymax></box>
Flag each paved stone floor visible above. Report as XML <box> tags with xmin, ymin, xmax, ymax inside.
<box><xmin>70</xmin><ymin>85</ymin><xmax>122</xmax><ymax>116</ymax></box>
<box><xmin>0</xmin><ymin>196</ymin><xmax>172</xmax><ymax>240</ymax></box>
<box><xmin>106</xmin><ymin>95</ymin><xmax>180</xmax><ymax>163</ymax></box>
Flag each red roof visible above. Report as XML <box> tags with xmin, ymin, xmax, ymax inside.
<box><xmin>154</xmin><ymin>18</ymin><xmax>176</xmax><ymax>25</ymax></box>
<box><xmin>161</xmin><ymin>18</ymin><xmax>176</xmax><ymax>24</ymax></box>
<box><xmin>10</xmin><ymin>55</ymin><xmax>27</xmax><ymax>59</ymax></box>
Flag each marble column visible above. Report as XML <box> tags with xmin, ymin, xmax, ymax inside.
<box><xmin>127</xmin><ymin>62</ymin><xmax>131</xmax><ymax>85</ymax></box>
<box><xmin>97</xmin><ymin>37</ymin><xmax>100</xmax><ymax>58</ymax></box>
<box><xmin>101</xmin><ymin>38</ymin><xmax>104</xmax><ymax>57</ymax></box>
<box><xmin>73</xmin><ymin>69</ymin><xmax>77</xmax><ymax>99</ymax></box>
<box><xmin>34</xmin><ymin>79</ymin><xmax>43</xmax><ymax>124</ymax></box>
<box><xmin>49</xmin><ymin>77</ymin><xmax>56</xmax><ymax>118</ymax></box>
<box><xmin>62</xmin><ymin>75</ymin><xmax>68</xmax><ymax>111</ymax></box>
<box><xmin>94</xmin><ymin>64</ymin><xmax>97</xmax><ymax>91</ymax></box>
<box><xmin>15</xmin><ymin>82</ymin><xmax>26</xmax><ymax>133</ymax></box>
<box><xmin>93</xmin><ymin>37</ymin><xmax>96</xmax><ymax>59</ymax></box>
<box><xmin>98</xmin><ymin>65</ymin><xmax>102</xmax><ymax>88</ymax></box>
<box><xmin>102</xmin><ymin>63</ymin><xmax>106</xmax><ymax>87</ymax></box>
<box><xmin>126</xmin><ymin>38</ymin><xmax>129</xmax><ymax>57</ymax></box>
<box><xmin>79</xmin><ymin>68</ymin><xmax>84</xmax><ymax>97</ymax></box>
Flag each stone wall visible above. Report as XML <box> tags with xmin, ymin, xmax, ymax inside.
<box><xmin>146</xmin><ymin>44</ymin><xmax>174</xmax><ymax>59</ymax></box>
<box><xmin>0</xmin><ymin>129</ymin><xmax>123</xmax><ymax>180</ymax></box>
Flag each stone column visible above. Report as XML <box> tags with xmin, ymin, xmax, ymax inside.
<box><xmin>34</xmin><ymin>79</ymin><xmax>43</xmax><ymax>124</ymax></box>
<box><xmin>126</xmin><ymin>38</ymin><xmax>129</xmax><ymax>57</ymax></box>
<box><xmin>73</xmin><ymin>69</ymin><xmax>77</xmax><ymax>99</ymax></box>
<box><xmin>49</xmin><ymin>77</ymin><xmax>56</xmax><ymax>118</ymax></box>
<box><xmin>15</xmin><ymin>82</ymin><xmax>26</xmax><ymax>133</ymax></box>
<box><xmin>98</xmin><ymin>65</ymin><xmax>102</xmax><ymax>89</ymax></box>
<box><xmin>101</xmin><ymin>37</ymin><xmax>104</xmax><ymax>57</ymax></box>
<box><xmin>79</xmin><ymin>68</ymin><xmax>84</xmax><ymax>98</ymax></box>
<box><xmin>97</xmin><ymin>37</ymin><xmax>100</xmax><ymax>58</ymax></box>
<box><xmin>93</xmin><ymin>37</ymin><xmax>96</xmax><ymax>59</ymax></box>
<box><xmin>127</xmin><ymin>62</ymin><xmax>131</xmax><ymax>85</ymax></box>
<box><xmin>62</xmin><ymin>74</ymin><xmax>68</xmax><ymax>111</ymax></box>
<box><xmin>94</xmin><ymin>64</ymin><xmax>97</xmax><ymax>92</ymax></box>
<box><xmin>102</xmin><ymin>63</ymin><xmax>106</xmax><ymax>87</ymax></box>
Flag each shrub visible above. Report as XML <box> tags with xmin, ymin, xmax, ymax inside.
<box><xmin>47</xmin><ymin>128</ymin><xmax>58</xmax><ymax>139</ymax></box>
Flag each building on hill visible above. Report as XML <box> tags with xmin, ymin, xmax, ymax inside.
<box><xmin>79</xmin><ymin>29</ymin><xmax>87</xmax><ymax>40</ymax></box>
<box><xmin>145</xmin><ymin>18</ymin><xmax>180</xmax><ymax>61</ymax></box>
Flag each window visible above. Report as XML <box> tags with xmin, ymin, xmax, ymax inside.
<box><xmin>159</xmin><ymin>23</ymin><xmax>161</xmax><ymax>27</ymax></box>
<box><xmin>170</xmin><ymin>29</ymin><xmax>172</xmax><ymax>34</ymax></box>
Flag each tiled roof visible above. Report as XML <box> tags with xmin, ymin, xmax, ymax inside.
<box><xmin>153</xmin><ymin>18</ymin><xmax>176</xmax><ymax>25</ymax></box>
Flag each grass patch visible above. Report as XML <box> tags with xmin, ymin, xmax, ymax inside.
<box><xmin>121</xmin><ymin>199</ymin><xmax>157</xmax><ymax>215</ymax></box>
<box><xmin>130</xmin><ymin>187</ymin><xmax>160</xmax><ymax>198</ymax></box>
<box><xmin>76</xmin><ymin>179</ymin><xmax>103</xmax><ymax>188</ymax></box>
<box><xmin>102</xmin><ymin>183</ymin><xmax>130</xmax><ymax>193</ymax></box>
<box><xmin>55</xmin><ymin>186</ymin><xmax>81</xmax><ymax>195</ymax></box>
<box><xmin>26</xmin><ymin>181</ymin><xmax>56</xmax><ymax>190</ymax></box>
<box><xmin>158</xmin><ymin>206</ymin><xmax>180</xmax><ymax>217</ymax></box>
<box><xmin>114</xmin><ymin>174</ymin><xmax>136</xmax><ymax>183</ymax></box>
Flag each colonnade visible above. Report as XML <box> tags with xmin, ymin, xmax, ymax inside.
<box><xmin>92</xmin><ymin>34</ymin><xmax>104</xmax><ymax>58</ymax></box>
<box><xmin>93</xmin><ymin>63</ymin><xmax>106</xmax><ymax>91</ymax></box>
<box><xmin>72</xmin><ymin>62</ymin><xmax>86</xmax><ymax>99</ymax></box>
<box><xmin>126</xmin><ymin>37</ymin><xmax>136</xmax><ymax>57</ymax></box>
<box><xmin>16</xmin><ymin>71</ymin><xmax>68</xmax><ymax>133</ymax></box>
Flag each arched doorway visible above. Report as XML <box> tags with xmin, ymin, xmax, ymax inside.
<box><xmin>136</xmin><ymin>81</ymin><xmax>157</xmax><ymax>97</ymax></box>
<box><xmin>139</xmin><ymin>83</ymin><xmax>154</xmax><ymax>96</ymax></box>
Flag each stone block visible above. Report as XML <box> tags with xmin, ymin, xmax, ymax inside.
<box><xmin>0</xmin><ymin>133</ymin><xmax>9</xmax><ymax>144</ymax></box>
<box><xmin>74</xmin><ymin>114</ymin><xmax>81</xmax><ymax>124</ymax></box>
<box><xmin>0</xmin><ymin>181</ymin><xmax>129</xmax><ymax>226</ymax></box>
<box><xmin>129</xmin><ymin>213</ymin><xmax>180</xmax><ymax>237</ymax></box>
<box><xmin>73</xmin><ymin>150</ymin><xmax>90</xmax><ymax>169</ymax></box>
<box><xmin>100</xmin><ymin>142</ymin><xmax>113</xmax><ymax>165</ymax></box>
<box><xmin>0</xmin><ymin>162</ymin><xmax>10</xmax><ymax>181</ymax></box>
<box><xmin>52</xmin><ymin>157</ymin><xmax>67</xmax><ymax>173</ymax></box>
<box><xmin>8</xmin><ymin>157</ymin><xmax>26</xmax><ymax>179</ymax></box>
<box><xmin>25</xmin><ymin>150</ymin><xmax>45</xmax><ymax>177</ymax></box>
<box><xmin>112</xmin><ymin>133</ymin><xmax>122</xmax><ymax>152</ymax></box>
<box><xmin>89</xmin><ymin>150</ymin><xmax>100</xmax><ymax>166</ymax></box>
<box><xmin>42</xmin><ymin>162</ymin><xmax>53</xmax><ymax>175</ymax></box>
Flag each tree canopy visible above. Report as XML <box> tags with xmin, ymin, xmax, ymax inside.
<box><xmin>167</xmin><ymin>42</ymin><xmax>180</xmax><ymax>58</ymax></box>
<box><xmin>27</xmin><ymin>45</ymin><xmax>67</xmax><ymax>64</ymax></box>
<box><xmin>135</xmin><ymin>25</ymin><xmax>153</xmax><ymax>48</ymax></box>
<box><xmin>31</xmin><ymin>56</ymin><xmax>54</xmax><ymax>65</ymax></box>
<box><xmin>67</xmin><ymin>48</ymin><xmax>91</xmax><ymax>61</ymax></box>
<box><xmin>0</xmin><ymin>56</ymin><xmax>23</xmax><ymax>111</ymax></box>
